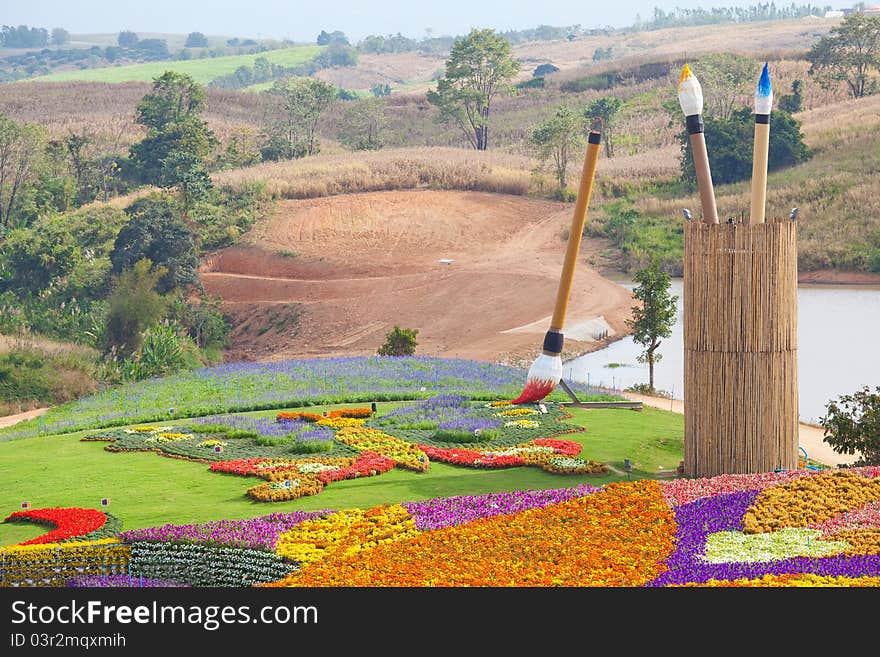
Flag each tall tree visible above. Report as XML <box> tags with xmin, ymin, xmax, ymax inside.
<box><xmin>0</xmin><ymin>113</ymin><xmax>45</xmax><ymax>229</ymax></box>
<box><xmin>338</xmin><ymin>97</ymin><xmax>386</xmax><ymax>150</ymax></box>
<box><xmin>584</xmin><ymin>96</ymin><xmax>621</xmax><ymax>158</ymax></box>
<box><xmin>265</xmin><ymin>77</ymin><xmax>337</xmax><ymax>157</ymax></box>
<box><xmin>426</xmin><ymin>28</ymin><xmax>520</xmax><ymax>150</ymax></box>
<box><xmin>808</xmin><ymin>13</ymin><xmax>880</xmax><ymax>98</ymax></box>
<box><xmin>117</xmin><ymin>30</ymin><xmax>139</xmax><ymax>48</ymax></box>
<box><xmin>185</xmin><ymin>32</ymin><xmax>209</xmax><ymax>48</ymax></box>
<box><xmin>696</xmin><ymin>53</ymin><xmax>756</xmax><ymax>120</ymax></box>
<box><xmin>529</xmin><ymin>105</ymin><xmax>584</xmax><ymax>196</ymax></box>
<box><xmin>626</xmin><ymin>261</ymin><xmax>678</xmax><ymax>391</ymax></box>
<box><xmin>111</xmin><ymin>196</ymin><xmax>199</xmax><ymax>294</ymax></box>
<box><xmin>128</xmin><ymin>72</ymin><xmax>215</xmax><ymax>187</ymax></box>
<box><xmin>50</xmin><ymin>28</ymin><xmax>70</xmax><ymax>46</ymax></box>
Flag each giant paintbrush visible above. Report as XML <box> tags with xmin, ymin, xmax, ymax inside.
<box><xmin>679</xmin><ymin>64</ymin><xmax>719</xmax><ymax>225</ymax></box>
<box><xmin>511</xmin><ymin>119</ymin><xmax>602</xmax><ymax>404</ymax></box>
<box><xmin>749</xmin><ymin>62</ymin><xmax>773</xmax><ymax>224</ymax></box>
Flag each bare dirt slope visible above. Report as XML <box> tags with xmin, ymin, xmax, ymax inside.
<box><xmin>201</xmin><ymin>190</ymin><xmax>634</xmax><ymax>363</ymax></box>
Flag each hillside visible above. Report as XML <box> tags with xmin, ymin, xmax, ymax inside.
<box><xmin>201</xmin><ymin>189</ymin><xmax>633</xmax><ymax>365</ymax></box>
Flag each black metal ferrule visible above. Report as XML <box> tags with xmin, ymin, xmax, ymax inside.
<box><xmin>755</xmin><ymin>114</ymin><xmax>770</xmax><ymax>125</ymax></box>
<box><xmin>587</xmin><ymin>132</ymin><xmax>601</xmax><ymax>145</ymax></box>
<box><xmin>686</xmin><ymin>114</ymin><xmax>704</xmax><ymax>134</ymax></box>
<box><xmin>542</xmin><ymin>330</ymin><xmax>564</xmax><ymax>355</ymax></box>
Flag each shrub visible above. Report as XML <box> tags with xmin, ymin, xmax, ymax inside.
<box><xmin>104</xmin><ymin>259</ymin><xmax>168</xmax><ymax>355</ymax></box>
<box><xmin>378</xmin><ymin>325</ymin><xmax>418</xmax><ymax>356</ymax></box>
<box><xmin>434</xmin><ymin>428</ymin><xmax>499</xmax><ymax>443</ymax></box>
<box><xmin>821</xmin><ymin>385</ymin><xmax>880</xmax><ymax>466</ymax></box>
<box><xmin>290</xmin><ymin>440</ymin><xmax>334</xmax><ymax>454</ymax></box>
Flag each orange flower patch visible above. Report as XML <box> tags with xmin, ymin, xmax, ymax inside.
<box><xmin>271</xmin><ymin>479</ymin><xmax>675</xmax><ymax>587</ymax></box>
<box><xmin>327</xmin><ymin>408</ymin><xmax>373</xmax><ymax>419</ymax></box>
<box><xmin>276</xmin><ymin>411</ymin><xmax>323</xmax><ymax>423</ymax></box>
<box><xmin>826</xmin><ymin>528</ymin><xmax>880</xmax><ymax>556</ymax></box>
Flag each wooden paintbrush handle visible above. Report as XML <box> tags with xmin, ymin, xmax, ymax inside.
<box><xmin>550</xmin><ymin>130</ymin><xmax>601</xmax><ymax>331</ymax></box>
<box><xmin>689</xmin><ymin>132</ymin><xmax>719</xmax><ymax>225</ymax></box>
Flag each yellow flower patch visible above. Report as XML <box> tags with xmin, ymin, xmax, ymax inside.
<box><xmin>316</xmin><ymin>417</ymin><xmax>366</xmax><ymax>428</ymax></box>
<box><xmin>495</xmin><ymin>408</ymin><xmax>539</xmax><ymax>417</ymax></box>
<box><xmin>743</xmin><ymin>471</ymin><xmax>880</xmax><ymax>534</ymax></box>
<box><xmin>334</xmin><ymin>427</ymin><xmax>429</xmax><ymax>472</ymax></box>
<box><xmin>272</xmin><ymin>504</ymin><xmax>418</xmax><ymax>568</ymax></box>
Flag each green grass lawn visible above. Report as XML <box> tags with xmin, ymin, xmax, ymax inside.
<box><xmin>0</xmin><ymin>404</ymin><xmax>683</xmax><ymax>546</ymax></box>
<box><xmin>32</xmin><ymin>46</ymin><xmax>323</xmax><ymax>85</ymax></box>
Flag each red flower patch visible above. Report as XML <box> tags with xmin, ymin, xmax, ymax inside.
<box><xmin>4</xmin><ymin>507</ymin><xmax>107</xmax><ymax>545</ymax></box>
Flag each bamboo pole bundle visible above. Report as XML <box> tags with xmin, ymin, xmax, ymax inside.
<box><xmin>683</xmin><ymin>219</ymin><xmax>798</xmax><ymax>477</ymax></box>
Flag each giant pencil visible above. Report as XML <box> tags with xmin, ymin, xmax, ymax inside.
<box><xmin>678</xmin><ymin>64</ymin><xmax>718</xmax><ymax>225</ymax></box>
<box><xmin>749</xmin><ymin>62</ymin><xmax>773</xmax><ymax>224</ymax></box>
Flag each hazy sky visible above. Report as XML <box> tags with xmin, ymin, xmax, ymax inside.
<box><xmin>2</xmin><ymin>1</ymin><xmax>837</xmax><ymax>42</ymax></box>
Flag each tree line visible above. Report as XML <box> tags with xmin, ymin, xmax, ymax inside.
<box><xmin>635</xmin><ymin>3</ymin><xmax>831</xmax><ymax>30</ymax></box>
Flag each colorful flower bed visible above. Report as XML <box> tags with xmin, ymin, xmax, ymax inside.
<box><xmin>120</xmin><ymin>511</ymin><xmax>330</xmax><ymax>551</ymax></box>
<box><xmin>335</xmin><ymin>427</ymin><xmax>429</xmax><ymax>472</ymax></box>
<box><xmin>402</xmin><ymin>485</ymin><xmax>601</xmax><ymax>530</ymax></box>
<box><xmin>9</xmin><ymin>466</ymin><xmax>880</xmax><ymax>587</ymax></box>
<box><xmin>0</xmin><ymin>357</ymin><xmax>619</xmax><ymax>440</ymax></box>
<box><xmin>647</xmin><ymin>468</ymin><xmax>880</xmax><ymax>586</ymax></box>
<box><xmin>276</xmin><ymin>411</ymin><xmax>323</xmax><ymax>423</ymax></box>
<box><xmin>4</xmin><ymin>507</ymin><xmax>111</xmax><ymax>545</ymax></box>
<box><xmin>270</xmin><ymin>480</ymin><xmax>674</xmax><ymax>586</ymax></box>
<box><xmin>419</xmin><ymin>438</ymin><xmax>607</xmax><ymax>475</ymax></box>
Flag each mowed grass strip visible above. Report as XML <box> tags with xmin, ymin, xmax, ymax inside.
<box><xmin>0</xmin><ymin>405</ymin><xmax>683</xmax><ymax>546</ymax></box>
<box><xmin>33</xmin><ymin>46</ymin><xmax>323</xmax><ymax>84</ymax></box>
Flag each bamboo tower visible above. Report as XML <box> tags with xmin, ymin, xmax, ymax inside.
<box><xmin>683</xmin><ymin>219</ymin><xmax>799</xmax><ymax>477</ymax></box>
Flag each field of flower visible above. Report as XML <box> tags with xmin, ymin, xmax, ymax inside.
<box><xmin>0</xmin><ymin>357</ymin><xmax>618</xmax><ymax>441</ymax></box>
<box><xmin>76</xmin><ymin>398</ymin><xmax>606</xmax><ymax>503</ymax></box>
<box><xmin>4</xmin><ymin>467</ymin><xmax>880</xmax><ymax>587</ymax></box>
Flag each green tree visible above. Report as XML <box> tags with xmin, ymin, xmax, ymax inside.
<box><xmin>0</xmin><ymin>113</ymin><xmax>45</xmax><ymax>229</ymax></box>
<box><xmin>584</xmin><ymin>96</ymin><xmax>621</xmax><ymax>158</ymax></box>
<box><xmin>808</xmin><ymin>13</ymin><xmax>880</xmax><ymax>98</ymax></box>
<box><xmin>159</xmin><ymin>150</ymin><xmax>212</xmax><ymax>213</ymax></box>
<box><xmin>696</xmin><ymin>53</ymin><xmax>756</xmax><ymax>120</ymax></box>
<box><xmin>128</xmin><ymin>72</ymin><xmax>216</xmax><ymax>187</ymax></box>
<box><xmin>626</xmin><ymin>261</ymin><xmax>677</xmax><ymax>391</ymax></box>
<box><xmin>117</xmin><ymin>30</ymin><xmax>139</xmax><ymax>47</ymax></box>
<box><xmin>50</xmin><ymin>28</ymin><xmax>70</xmax><ymax>46</ymax></box>
<box><xmin>679</xmin><ymin>106</ymin><xmax>810</xmax><ymax>186</ymax></box>
<box><xmin>378</xmin><ymin>325</ymin><xmax>418</xmax><ymax>356</ymax></box>
<box><xmin>135</xmin><ymin>71</ymin><xmax>207</xmax><ymax>129</ymax></box>
<box><xmin>338</xmin><ymin>97</ymin><xmax>386</xmax><ymax>150</ymax></box>
<box><xmin>533</xmin><ymin>63</ymin><xmax>559</xmax><ymax>77</ymax></box>
<box><xmin>426</xmin><ymin>28</ymin><xmax>520</xmax><ymax>150</ymax></box>
<box><xmin>820</xmin><ymin>385</ymin><xmax>880</xmax><ymax>465</ymax></box>
<box><xmin>104</xmin><ymin>258</ymin><xmax>168</xmax><ymax>355</ymax></box>
<box><xmin>111</xmin><ymin>196</ymin><xmax>199</xmax><ymax>294</ymax></box>
<box><xmin>265</xmin><ymin>77</ymin><xmax>337</xmax><ymax>157</ymax></box>
<box><xmin>185</xmin><ymin>32</ymin><xmax>209</xmax><ymax>48</ymax></box>
<box><xmin>317</xmin><ymin>30</ymin><xmax>349</xmax><ymax>45</ymax></box>
<box><xmin>778</xmin><ymin>79</ymin><xmax>805</xmax><ymax>113</ymax></box>
<box><xmin>371</xmin><ymin>83</ymin><xmax>391</xmax><ymax>97</ymax></box>
<box><xmin>529</xmin><ymin>105</ymin><xmax>584</xmax><ymax>196</ymax></box>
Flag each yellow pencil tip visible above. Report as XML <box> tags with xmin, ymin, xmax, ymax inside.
<box><xmin>679</xmin><ymin>63</ymin><xmax>692</xmax><ymax>84</ymax></box>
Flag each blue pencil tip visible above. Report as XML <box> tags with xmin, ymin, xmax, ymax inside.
<box><xmin>757</xmin><ymin>62</ymin><xmax>772</xmax><ymax>96</ymax></box>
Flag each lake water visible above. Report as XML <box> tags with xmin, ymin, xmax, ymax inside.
<box><xmin>565</xmin><ymin>279</ymin><xmax>880</xmax><ymax>424</ymax></box>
